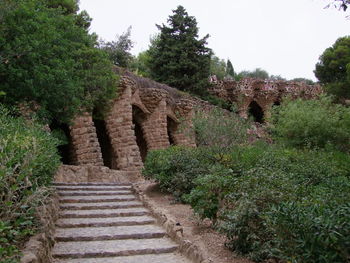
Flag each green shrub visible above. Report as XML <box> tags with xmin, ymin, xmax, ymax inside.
<box><xmin>218</xmin><ymin>146</ymin><xmax>350</xmax><ymax>261</ymax></box>
<box><xmin>142</xmin><ymin>146</ymin><xmax>211</xmax><ymax>200</ymax></box>
<box><xmin>193</xmin><ymin>107</ymin><xmax>250</xmax><ymax>155</ymax></box>
<box><xmin>0</xmin><ymin>105</ymin><xmax>60</xmax><ymax>262</ymax></box>
<box><xmin>265</xmin><ymin>176</ymin><xmax>350</xmax><ymax>263</ymax></box>
<box><xmin>183</xmin><ymin>165</ymin><xmax>236</xmax><ymax>223</ymax></box>
<box><xmin>271</xmin><ymin>95</ymin><xmax>350</xmax><ymax>151</ymax></box>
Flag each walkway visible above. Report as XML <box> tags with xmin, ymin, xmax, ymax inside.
<box><xmin>52</xmin><ymin>183</ymin><xmax>192</xmax><ymax>263</ymax></box>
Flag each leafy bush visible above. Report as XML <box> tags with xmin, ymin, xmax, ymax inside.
<box><xmin>193</xmin><ymin>107</ymin><xmax>250</xmax><ymax>154</ymax></box>
<box><xmin>219</xmin><ymin>146</ymin><xmax>350</xmax><ymax>261</ymax></box>
<box><xmin>142</xmin><ymin>146</ymin><xmax>211</xmax><ymax>200</ymax></box>
<box><xmin>271</xmin><ymin>95</ymin><xmax>350</xmax><ymax>151</ymax></box>
<box><xmin>183</xmin><ymin>166</ymin><xmax>235</xmax><ymax>223</ymax></box>
<box><xmin>0</xmin><ymin>105</ymin><xmax>60</xmax><ymax>262</ymax></box>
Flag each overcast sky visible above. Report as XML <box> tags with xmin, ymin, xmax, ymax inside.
<box><xmin>79</xmin><ymin>0</ymin><xmax>349</xmax><ymax>81</ymax></box>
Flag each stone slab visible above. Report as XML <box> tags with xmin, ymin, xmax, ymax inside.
<box><xmin>54</xmin><ymin>183</ymin><xmax>131</xmax><ymax>186</ymax></box>
<box><xmin>56</xmin><ymin>186</ymin><xmax>132</xmax><ymax>191</ymax></box>
<box><xmin>56</xmin><ymin>216</ymin><xmax>155</xmax><ymax>228</ymax></box>
<box><xmin>52</xmin><ymin>238</ymin><xmax>178</xmax><ymax>258</ymax></box>
<box><xmin>60</xmin><ymin>208</ymin><xmax>149</xmax><ymax>218</ymax></box>
<box><xmin>55</xmin><ymin>225</ymin><xmax>166</xmax><ymax>241</ymax></box>
<box><xmin>59</xmin><ymin>195</ymin><xmax>136</xmax><ymax>203</ymax></box>
<box><xmin>58</xmin><ymin>190</ymin><xmax>133</xmax><ymax>196</ymax></box>
<box><xmin>54</xmin><ymin>252</ymin><xmax>192</xmax><ymax>263</ymax></box>
<box><xmin>59</xmin><ymin>201</ymin><xmax>143</xmax><ymax>210</ymax></box>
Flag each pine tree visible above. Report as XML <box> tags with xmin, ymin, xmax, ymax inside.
<box><xmin>148</xmin><ymin>5</ymin><xmax>212</xmax><ymax>95</ymax></box>
<box><xmin>226</xmin><ymin>59</ymin><xmax>235</xmax><ymax>78</ymax></box>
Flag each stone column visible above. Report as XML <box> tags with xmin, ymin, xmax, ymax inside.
<box><xmin>105</xmin><ymin>86</ymin><xmax>143</xmax><ymax>172</ymax></box>
<box><xmin>70</xmin><ymin>113</ymin><xmax>103</xmax><ymax>166</ymax></box>
<box><xmin>141</xmin><ymin>98</ymin><xmax>170</xmax><ymax>150</ymax></box>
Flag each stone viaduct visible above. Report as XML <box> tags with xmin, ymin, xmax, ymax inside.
<box><xmin>54</xmin><ymin>70</ymin><xmax>322</xmax><ymax>181</ymax></box>
<box><xmin>208</xmin><ymin>78</ymin><xmax>322</xmax><ymax>123</ymax></box>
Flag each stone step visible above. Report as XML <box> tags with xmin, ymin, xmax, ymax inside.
<box><xmin>55</xmin><ymin>186</ymin><xmax>132</xmax><ymax>191</ymax></box>
<box><xmin>56</xmin><ymin>216</ymin><xmax>155</xmax><ymax>228</ymax></box>
<box><xmin>59</xmin><ymin>201</ymin><xmax>143</xmax><ymax>210</ymax></box>
<box><xmin>58</xmin><ymin>190</ymin><xmax>133</xmax><ymax>196</ymax></box>
<box><xmin>52</xmin><ymin>238</ymin><xmax>178</xmax><ymax>258</ymax></box>
<box><xmin>59</xmin><ymin>195</ymin><xmax>136</xmax><ymax>203</ymax></box>
<box><xmin>60</xmin><ymin>208</ymin><xmax>149</xmax><ymax>218</ymax></box>
<box><xmin>54</xmin><ymin>183</ymin><xmax>131</xmax><ymax>186</ymax></box>
<box><xmin>54</xmin><ymin>252</ymin><xmax>192</xmax><ymax>263</ymax></box>
<box><xmin>55</xmin><ymin>225</ymin><xmax>166</xmax><ymax>242</ymax></box>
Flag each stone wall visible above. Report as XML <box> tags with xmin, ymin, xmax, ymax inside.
<box><xmin>208</xmin><ymin>78</ymin><xmax>323</xmax><ymax>120</ymax></box>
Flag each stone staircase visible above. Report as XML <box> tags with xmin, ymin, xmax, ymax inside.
<box><xmin>52</xmin><ymin>183</ymin><xmax>192</xmax><ymax>263</ymax></box>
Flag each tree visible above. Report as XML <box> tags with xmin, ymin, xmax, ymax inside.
<box><xmin>226</xmin><ymin>59</ymin><xmax>235</xmax><ymax>79</ymax></box>
<box><xmin>210</xmin><ymin>55</ymin><xmax>226</xmax><ymax>80</ymax></box>
<box><xmin>238</xmin><ymin>68</ymin><xmax>270</xmax><ymax>79</ymax></box>
<box><xmin>0</xmin><ymin>0</ymin><xmax>116</xmax><ymax>123</ymax></box>
<box><xmin>131</xmin><ymin>50</ymin><xmax>152</xmax><ymax>77</ymax></box>
<box><xmin>148</xmin><ymin>5</ymin><xmax>212</xmax><ymax>95</ymax></box>
<box><xmin>314</xmin><ymin>36</ymin><xmax>350</xmax><ymax>100</ymax></box>
<box><xmin>99</xmin><ymin>26</ymin><xmax>134</xmax><ymax>68</ymax></box>
<box><xmin>290</xmin><ymin>78</ymin><xmax>314</xmax><ymax>85</ymax></box>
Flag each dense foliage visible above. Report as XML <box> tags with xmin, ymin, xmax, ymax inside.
<box><xmin>143</xmin><ymin>97</ymin><xmax>350</xmax><ymax>262</ymax></box>
<box><xmin>271</xmin><ymin>95</ymin><xmax>350</xmax><ymax>151</ymax></box>
<box><xmin>315</xmin><ymin>36</ymin><xmax>350</xmax><ymax>100</ymax></box>
<box><xmin>99</xmin><ymin>26</ymin><xmax>134</xmax><ymax>68</ymax></box>
<box><xmin>147</xmin><ymin>5</ymin><xmax>212</xmax><ymax>96</ymax></box>
<box><xmin>0</xmin><ymin>105</ymin><xmax>60</xmax><ymax>262</ymax></box>
<box><xmin>0</xmin><ymin>0</ymin><xmax>117</xmax><ymax>123</ymax></box>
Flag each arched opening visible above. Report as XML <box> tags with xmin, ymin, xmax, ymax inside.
<box><xmin>273</xmin><ymin>100</ymin><xmax>281</xmax><ymax>106</ymax></box>
<box><xmin>132</xmin><ymin>105</ymin><xmax>148</xmax><ymax>162</ymax></box>
<box><xmin>248</xmin><ymin>101</ymin><xmax>264</xmax><ymax>123</ymax></box>
<box><xmin>167</xmin><ymin>116</ymin><xmax>178</xmax><ymax>145</ymax></box>
<box><xmin>49</xmin><ymin>120</ymin><xmax>74</xmax><ymax>165</ymax></box>
<box><xmin>92</xmin><ymin>110</ymin><xmax>116</xmax><ymax>169</ymax></box>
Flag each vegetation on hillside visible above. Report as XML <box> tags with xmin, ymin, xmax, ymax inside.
<box><xmin>143</xmin><ymin>95</ymin><xmax>350</xmax><ymax>262</ymax></box>
<box><xmin>0</xmin><ymin>106</ymin><xmax>60</xmax><ymax>262</ymax></box>
<box><xmin>0</xmin><ymin>0</ymin><xmax>117</xmax><ymax>123</ymax></box>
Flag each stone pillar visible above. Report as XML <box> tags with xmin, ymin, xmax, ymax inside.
<box><xmin>70</xmin><ymin>113</ymin><xmax>103</xmax><ymax>166</ymax></box>
<box><xmin>172</xmin><ymin>111</ymin><xmax>196</xmax><ymax>147</ymax></box>
<box><xmin>105</xmin><ymin>86</ymin><xmax>143</xmax><ymax>172</ymax></box>
<box><xmin>141</xmin><ymin>98</ymin><xmax>170</xmax><ymax>150</ymax></box>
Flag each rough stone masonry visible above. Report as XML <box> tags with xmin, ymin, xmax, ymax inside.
<box><xmin>58</xmin><ymin>69</ymin><xmax>322</xmax><ymax>179</ymax></box>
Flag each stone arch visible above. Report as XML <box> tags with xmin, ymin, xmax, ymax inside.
<box><xmin>132</xmin><ymin>104</ymin><xmax>148</xmax><ymax>162</ymax></box>
<box><xmin>92</xmin><ymin>109</ymin><xmax>117</xmax><ymax>169</ymax></box>
<box><xmin>49</xmin><ymin>120</ymin><xmax>76</xmax><ymax>165</ymax></box>
<box><xmin>248</xmin><ymin>100</ymin><xmax>264</xmax><ymax>123</ymax></box>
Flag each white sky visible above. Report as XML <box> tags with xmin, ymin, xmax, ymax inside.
<box><xmin>79</xmin><ymin>0</ymin><xmax>349</xmax><ymax>81</ymax></box>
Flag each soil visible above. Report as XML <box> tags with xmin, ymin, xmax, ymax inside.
<box><xmin>138</xmin><ymin>182</ymin><xmax>253</xmax><ymax>263</ymax></box>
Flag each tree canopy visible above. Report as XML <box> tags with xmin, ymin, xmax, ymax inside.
<box><xmin>99</xmin><ymin>26</ymin><xmax>134</xmax><ymax>68</ymax></box>
<box><xmin>314</xmin><ymin>36</ymin><xmax>350</xmax><ymax>100</ymax></box>
<box><xmin>0</xmin><ymin>0</ymin><xmax>117</xmax><ymax>123</ymax></box>
<box><xmin>147</xmin><ymin>5</ymin><xmax>212</xmax><ymax>95</ymax></box>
